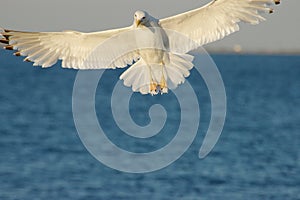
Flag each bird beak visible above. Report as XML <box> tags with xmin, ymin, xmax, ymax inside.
<box><xmin>136</xmin><ymin>19</ymin><xmax>141</xmax><ymax>27</ymax></box>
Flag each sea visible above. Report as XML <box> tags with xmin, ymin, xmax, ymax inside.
<box><xmin>0</xmin><ymin>51</ymin><xmax>299</xmax><ymax>200</ymax></box>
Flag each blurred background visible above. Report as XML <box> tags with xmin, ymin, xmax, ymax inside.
<box><xmin>0</xmin><ymin>0</ymin><xmax>299</xmax><ymax>53</ymax></box>
<box><xmin>0</xmin><ymin>0</ymin><xmax>299</xmax><ymax>199</ymax></box>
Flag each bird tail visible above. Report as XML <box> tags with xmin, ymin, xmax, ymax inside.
<box><xmin>120</xmin><ymin>52</ymin><xmax>194</xmax><ymax>95</ymax></box>
<box><xmin>164</xmin><ymin>52</ymin><xmax>194</xmax><ymax>89</ymax></box>
<box><xmin>120</xmin><ymin>58</ymin><xmax>152</xmax><ymax>95</ymax></box>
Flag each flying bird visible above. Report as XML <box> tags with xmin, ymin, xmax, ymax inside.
<box><xmin>0</xmin><ymin>0</ymin><xmax>280</xmax><ymax>95</ymax></box>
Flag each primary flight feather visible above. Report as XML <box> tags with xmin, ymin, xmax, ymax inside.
<box><xmin>0</xmin><ymin>0</ymin><xmax>280</xmax><ymax>95</ymax></box>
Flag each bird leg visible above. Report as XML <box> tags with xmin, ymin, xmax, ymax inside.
<box><xmin>146</xmin><ymin>64</ymin><xmax>158</xmax><ymax>95</ymax></box>
<box><xmin>150</xmin><ymin>80</ymin><xmax>159</xmax><ymax>95</ymax></box>
<box><xmin>159</xmin><ymin>76</ymin><xmax>168</xmax><ymax>94</ymax></box>
<box><xmin>159</xmin><ymin>61</ymin><xmax>168</xmax><ymax>94</ymax></box>
<box><xmin>147</xmin><ymin>62</ymin><xmax>168</xmax><ymax>95</ymax></box>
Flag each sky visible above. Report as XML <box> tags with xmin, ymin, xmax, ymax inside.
<box><xmin>0</xmin><ymin>0</ymin><xmax>299</xmax><ymax>53</ymax></box>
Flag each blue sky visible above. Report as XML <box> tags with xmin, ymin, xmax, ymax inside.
<box><xmin>0</xmin><ymin>0</ymin><xmax>299</xmax><ymax>52</ymax></box>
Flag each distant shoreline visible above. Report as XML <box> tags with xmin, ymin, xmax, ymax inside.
<box><xmin>205</xmin><ymin>48</ymin><xmax>300</xmax><ymax>56</ymax></box>
<box><xmin>1</xmin><ymin>48</ymin><xmax>299</xmax><ymax>56</ymax></box>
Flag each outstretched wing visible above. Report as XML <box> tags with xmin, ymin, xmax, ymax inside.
<box><xmin>0</xmin><ymin>27</ymin><xmax>139</xmax><ymax>69</ymax></box>
<box><xmin>159</xmin><ymin>0</ymin><xmax>280</xmax><ymax>50</ymax></box>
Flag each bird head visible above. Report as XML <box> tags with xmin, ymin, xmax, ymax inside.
<box><xmin>134</xmin><ymin>10</ymin><xmax>149</xmax><ymax>27</ymax></box>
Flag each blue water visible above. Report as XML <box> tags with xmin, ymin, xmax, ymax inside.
<box><xmin>0</xmin><ymin>51</ymin><xmax>299</xmax><ymax>200</ymax></box>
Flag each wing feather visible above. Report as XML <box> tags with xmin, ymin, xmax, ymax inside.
<box><xmin>159</xmin><ymin>0</ymin><xmax>280</xmax><ymax>50</ymax></box>
<box><xmin>0</xmin><ymin>27</ymin><xmax>139</xmax><ymax>69</ymax></box>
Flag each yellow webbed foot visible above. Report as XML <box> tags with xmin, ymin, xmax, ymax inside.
<box><xmin>150</xmin><ymin>81</ymin><xmax>158</xmax><ymax>96</ymax></box>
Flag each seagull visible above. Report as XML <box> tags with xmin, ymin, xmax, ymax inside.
<box><xmin>0</xmin><ymin>0</ymin><xmax>280</xmax><ymax>95</ymax></box>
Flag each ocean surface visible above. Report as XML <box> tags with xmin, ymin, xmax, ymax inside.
<box><xmin>0</xmin><ymin>51</ymin><xmax>299</xmax><ymax>200</ymax></box>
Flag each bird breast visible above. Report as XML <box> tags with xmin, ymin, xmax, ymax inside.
<box><xmin>134</xmin><ymin>25</ymin><xmax>168</xmax><ymax>64</ymax></box>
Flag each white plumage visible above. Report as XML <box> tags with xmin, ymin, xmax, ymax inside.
<box><xmin>0</xmin><ymin>0</ymin><xmax>280</xmax><ymax>95</ymax></box>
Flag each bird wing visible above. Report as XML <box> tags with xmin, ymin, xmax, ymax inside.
<box><xmin>159</xmin><ymin>0</ymin><xmax>280</xmax><ymax>51</ymax></box>
<box><xmin>0</xmin><ymin>27</ymin><xmax>139</xmax><ymax>69</ymax></box>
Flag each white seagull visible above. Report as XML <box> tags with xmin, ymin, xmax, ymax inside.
<box><xmin>0</xmin><ymin>0</ymin><xmax>280</xmax><ymax>95</ymax></box>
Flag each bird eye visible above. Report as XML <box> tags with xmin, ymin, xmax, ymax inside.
<box><xmin>142</xmin><ymin>17</ymin><xmax>146</xmax><ymax>19</ymax></box>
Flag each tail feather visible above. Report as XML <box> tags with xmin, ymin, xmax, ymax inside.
<box><xmin>120</xmin><ymin>59</ymin><xmax>151</xmax><ymax>94</ymax></box>
<box><xmin>120</xmin><ymin>52</ymin><xmax>194</xmax><ymax>95</ymax></box>
<box><xmin>165</xmin><ymin>53</ymin><xmax>194</xmax><ymax>89</ymax></box>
